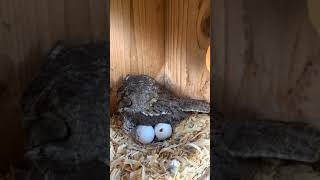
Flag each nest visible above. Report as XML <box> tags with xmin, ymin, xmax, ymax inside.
<box><xmin>110</xmin><ymin>114</ymin><xmax>210</xmax><ymax>180</ymax></box>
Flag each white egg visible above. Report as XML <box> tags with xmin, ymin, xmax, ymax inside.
<box><xmin>136</xmin><ymin>125</ymin><xmax>155</xmax><ymax>144</ymax></box>
<box><xmin>155</xmin><ymin>123</ymin><xmax>172</xmax><ymax>140</ymax></box>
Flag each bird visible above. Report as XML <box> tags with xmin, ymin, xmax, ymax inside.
<box><xmin>217</xmin><ymin>117</ymin><xmax>320</xmax><ymax>163</ymax></box>
<box><xmin>117</xmin><ymin>74</ymin><xmax>210</xmax><ymax>140</ymax></box>
<box><xmin>213</xmin><ymin>114</ymin><xmax>320</xmax><ymax>180</ymax></box>
<box><xmin>21</xmin><ymin>41</ymin><xmax>109</xmax><ymax>179</ymax></box>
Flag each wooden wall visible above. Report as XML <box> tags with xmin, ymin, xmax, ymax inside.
<box><xmin>110</xmin><ymin>0</ymin><xmax>210</xmax><ymax>113</ymax></box>
<box><xmin>0</xmin><ymin>0</ymin><xmax>108</xmax><ymax>170</ymax></box>
<box><xmin>213</xmin><ymin>0</ymin><xmax>320</xmax><ymax>125</ymax></box>
<box><xmin>110</xmin><ymin>0</ymin><xmax>166</xmax><ymax>113</ymax></box>
<box><xmin>164</xmin><ymin>0</ymin><xmax>210</xmax><ymax>102</ymax></box>
<box><xmin>308</xmin><ymin>0</ymin><xmax>320</xmax><ymax>35</ymax></box>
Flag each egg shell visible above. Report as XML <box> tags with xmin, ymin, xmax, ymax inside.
<box><xmin>155</xmin><ymin>123</ymin><xmax>172</xmax><ymax>140</ymax></box>
<box><xmin>136</xmin><ymin>125</ymin><xmax>155</xmax><ymax>144</ymax></box>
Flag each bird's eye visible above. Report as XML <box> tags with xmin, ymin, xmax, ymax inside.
<box><xmin>120</xmin><ymin>97</ymin><xmax>132</xmax><ymax>107</ymax></box>
<box><xmin>125</xmin><ymin>88</ymin><xmax>135</xmax><ymax>96</ymax></box>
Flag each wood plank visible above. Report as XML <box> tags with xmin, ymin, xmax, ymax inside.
<box><xmin>212</xmin><ymin>0</ymin><xmax>226</xmax><ymax>111</ymax></box>
<box><xmin>0</xmin><ymin>0</ymin><xmax>108</xmax><ymax>170</ymax></box>
<box><xmin>64</xmin><ymin>0</ymin><xmax>92</xmax><ymax>43</ymax></box>
<box><xmin>308</xmin><ymin>0</ymin><xmax>320</xmax><ymax>35</ymax></box>
<box><xmin>110</xmin><ymin>0</ymin><xmax>210</xmax><ymax>112</ymax></box>
<box><xmin>47</xmin><ymin>0</ymin><xmax>66</xmax><ymax>42</ymax></box>
<box><xmin>164</xmin><ymin>0</ymin><xmax>210</xmax><ymax>102</ymax></box>
<box><xmin>110</xmin><ymin>0</ymin><xmax>165</xmax><ymax>113</ymax></box>
<box><xmin>89</xmin><ymin>0</ymin><xmax>109</xmax><ymax>41</ymax></box>
<box><xmin>214</xmin><ymin>0</ymin><xmax>320</xmax><ymax>126</ymax></box>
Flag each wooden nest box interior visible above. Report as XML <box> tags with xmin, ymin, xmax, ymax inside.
<box><xmin>213</xmin><ymin>0</ymin><xmax>320</xmax><ymax>125</ymax></box>
<box><xmin>0</xmin><ymin>0</ymin><xmax>108</xmax><ymax>172</ymax></box>
<box><xmin>110</xmin><ymin>0</ymin><xmax>211</xmax><ymax>114</ymax></box>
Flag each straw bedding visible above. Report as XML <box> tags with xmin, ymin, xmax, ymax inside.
<box><xmin>110</xmin><ymin>114</ymin><xmax>210</xmax><ymax>180</ymax></box>
<box><xmin>3</xmin><ymin>114</ymin><xmax>320</xmax><ymax>179</ymax></box>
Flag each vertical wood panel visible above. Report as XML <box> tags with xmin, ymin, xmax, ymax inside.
<box><xmin>0</xmin><ymin>0</ymin><xmax>108</xmax><ymax>170</ymax></box>
<box><xmin>110</xmin><ymin>0</ymin><xmax>165</xmax><ymax>113</ymax></box>
<box><xmin>110</xmin><ymin>0</ymin><xmax>210</xmax><ymax>112</ymax></box>
<box><xmin>212</xmin><ymin>0</ymin><xmax>226</xmax><ymax>111</ymax></box>
<box><xmin>164</xmin><ymin>0</ymin><xmax>210</xmax><ymax>102</ymax></box>
<box><xmin>308</xmin><ymin>0</ymin><xmax>320</xmax><ymax>35</ymax></box>
<box><xmin>214</xmin><ymin>0</ymin><xmax>320</xmax><ymax>126</ymax></box>
<box><xmin>48</xmin><ymin>0</ymin><xmax>66</xmax><ymax>42</ymax></box>
<box><xmin>64</xmin><ymin>0</ymin><xmax>91</xmax><ymax>43</ymax></box>
<box><xmin>89</xmin><ymin>0</ymin><xmax>109</xmax><ymax>41</ymax></box>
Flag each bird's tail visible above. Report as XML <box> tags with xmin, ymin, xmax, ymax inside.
<box><xmin>178</xmin><ymin>98</ymin><xmax>210</xmax><ymax>113</ymax></box>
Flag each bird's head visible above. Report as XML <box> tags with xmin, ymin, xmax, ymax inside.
<box><xmin>117</xmin><ymin>74</ymin><xmax>158</xmax><ymax>113</ymax></box>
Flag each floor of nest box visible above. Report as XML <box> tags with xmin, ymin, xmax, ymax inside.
<box><xmin>110</xmin><ymin>114</ymin><xmax>210</xmax><ymax>180</ymax></box>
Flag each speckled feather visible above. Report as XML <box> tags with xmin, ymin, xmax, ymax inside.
<box><xmin>117</xmin><ymin>75</ymin><xmax>210</xmax><ymax>138</ymax></box>
<box><xmin>219</xmin><ymin>118</ymin><xmax>320</xmax><ymax>163</ymax></box>
<box><xmin>213</xmin><ymin>117</ymin><xmax>320</xmax><ymax>180</ymax></box>
<box><xmin>21</xmin><ymin>41</ymin><xmax>108</xmax><ymax>178</ymax></box>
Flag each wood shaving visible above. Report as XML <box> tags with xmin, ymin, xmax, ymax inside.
<box><xmin>110</xmin><ymin>114</ymin><xmax>210</xmax><ymax>180</ymax></box>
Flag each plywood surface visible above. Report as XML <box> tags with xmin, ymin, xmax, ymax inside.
<box><xmin>0</xmin><ymin>0</ymin><xmax>108</xmax><ymax>170</ymax></box>
<box><xmin>110</xmin><ymin>0</ymin><xmax>210</xmax><ymax>113</ymax></box>
<box><xmin>110</xmin><ymin>0</ymin><xmax>166</xmax><ymax>113</ymax></box>
<box><xmin>213</xmin><ymin>0</ymin><xmax>320</xmax><ymax>125</ymax></box>
<box><xmin>164</xmin><ymin>0</ymin><xmax>210</xmax><ymax>102</ymax></box>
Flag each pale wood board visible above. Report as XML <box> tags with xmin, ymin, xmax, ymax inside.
<box><xmin>110</xmin><ymin>0</ymin><xmax>210</xmax><ymax>113</ymax></box>
<box><xmin>110</xmin><ymin>0</ymin><xmax>166</xmax><ymax>113</ymax></box>
<box><xmin>164</xmin><ymin>0</ymin><xmax>210</xmax><ymax>102</ymax></box>
<box><xmin>213</xmin><ymin>0</ymin><xmax>320</xmax><ymax>126</ymax></box>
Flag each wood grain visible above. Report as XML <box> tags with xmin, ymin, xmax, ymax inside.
<box><xmin>213</xmin><ymin>0</ymin><xmax>320</xmax><ymax>125</ymax></box>
<box><xmin>110</xmin><ymin>0</ymin><xmax>211</xmax><ymax>113</ymax></box>
<box><xmin>110</xmin><ymin>0</ymin><xmax>166</xmax><ymax>113</ymax></box>
<box><xmin>164</xmin><ymin>0</ymin><xmax>210</xmax><ymax>102</ymax></box>
<box><xmin>212</xmin><ymin>0</ymin><xmax>225</xmax><ymax>111</ymax></box>
<box><xmin>0</xmin><ymin>0</ymin><xmax>108</xmax><ymax>170</ymax></box>
<box><xmin>308</xmin><ymin>0</ymin><xmax>320</xmax><ymax>35</ymax></box>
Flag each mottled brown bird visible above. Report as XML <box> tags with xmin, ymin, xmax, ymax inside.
<box><xmin>22</xmin><ymin>41</ymin><xmax>108</xmax><ymax>179</ymax></box>
<box><xmin>213</xmin><ymin>115</ymin><xmax>320</xmax><ymax>180</ymax></box>
<box><xmin>117</xmin><ymin>75</ymin><xmax>210</xmax><ymax>138</ymax></box>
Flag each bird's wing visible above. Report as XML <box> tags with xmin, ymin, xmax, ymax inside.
<box><xmin>141</xmin><ymin>98</ymin><xmax>175</xmax><ymax>117</ymax></box>
<box><xmin>136</xmin><ymin>94</ymin><xmax>188</xmax><ymax>125</ymax></box>
<box><xmin>178</xmin><ymin>98</ymin><xmax>210</xmax><ymax>113</ymax></box>
<box><xmin>222</xmin><ymin>118</ymin><xmax>320</xmax><ymax>163</ymax></box>
<box><xmin>140</xmin><ymin>89</ymin><xmax>182</xmax><ymax>117</ymax></box>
